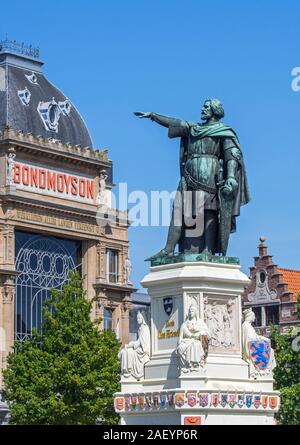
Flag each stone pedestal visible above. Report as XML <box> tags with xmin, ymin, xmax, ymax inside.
<box><xmin>115</xmin><ymin>260</ymin><xmax>280</xmax><ymax>425</ymax></box>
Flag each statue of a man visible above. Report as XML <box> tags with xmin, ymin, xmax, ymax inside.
<box><xmin>123</xmin><ymin>256</ymin><xmax>132</xmax><ymax>285</ymax></box>
<box><xmin>135</xmin><ymin>99</ymin><xmax>250</xmax><ymax>259</ymax></box>
<box><xmin>118</xmin><ymin>311</ymin><xmax>150</xmax><ymax>380</ymax></box>
<box><xmin>242</xmin><ymin>308</ymin><xmax>276</xmax><ymax>378</ymax></box>
<box><xmin>177</xmin><ymin>304</ymin><xmax>210</xmax><ymax>373</ymax></box>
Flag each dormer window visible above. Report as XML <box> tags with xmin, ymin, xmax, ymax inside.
<box><xmin>25</xmin><ymin>72</ymin><xmax>38</xmax><ymax>85</ymax></box>
<box><xmin>18</xmin><ymin>87</ymin><xmax>31</xmax><ymax>106</ymax></box>
<box><xmin>38</xmin><ymin>98</ymin><xmax>61</xmax><ymax>132</ymax></box>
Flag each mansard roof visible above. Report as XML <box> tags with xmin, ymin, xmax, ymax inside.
<box><xmin>0</xmin><ymin>41</ymin><xmax>93</xmax><ymax>148</ymax></box>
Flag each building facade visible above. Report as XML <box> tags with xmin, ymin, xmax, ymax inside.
<box><xmin>243</xmin><ymin>237</ymin><xmax>300</xmax><ymax>335</ymax></box>
<box><xmin>0</xmin><ymin>41</ymin><xmax>134</xmax><ymax>397</ymax></box>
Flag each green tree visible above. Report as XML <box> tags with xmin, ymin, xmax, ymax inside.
<box><xmin>3</xmin><ymin>271</ymin><xmax>120</xmax><ymax>425</ymax></box>
<box><xmin>271</xmin><ymin>294</ymin><xmax>300</xmax><ymax>425</ymax></box>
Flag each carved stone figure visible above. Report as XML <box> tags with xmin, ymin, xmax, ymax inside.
<box><xmin>242</xmin><ymin>308</ymin><xmax>276</xmax><ymax>378</ymax></box>
<box><xmin>118</xmin><ymin>311</ymin><xmax>150</xmax><ymax>380</ymax></box>
<box><xmin>134</xmin><ymin>99</ymin><xmax>250</xmax><ymax>260</ymax></box>
<box><xmin>205</xmin><ymin>299</ymin><xmax>235</xmax><ymax>349</ymax></box>
<box><xmin>123</xmin><ymin>256</ymin><xmax>132</xmax><ymax>285</ymax></box>
<box><xmin>7</xmin><ymin>153</ymin><xmax>16</xmax><ymax>186</ymax></box>
<box><xmin>97</xmin><ymin>169</ymin><xmax>108</xmax><ymax>206</ymax></box>
<box><xmin>177</xmin><ymin>304</ymin><xmax>210</xmax><ymax>373</ymax></box>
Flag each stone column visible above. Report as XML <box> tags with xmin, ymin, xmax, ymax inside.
<box><xmin>82</xmin><ymin>240</ymin><xmax>97</xmax><ymax>320</ymax></box>
<box><xmin>261</xmin><ymin>306</ymin><xmax>266</xmax><ymax>327</ymax></box>
<box><xmin>120</xmin><ymin>295</ymin><xmax>132</xmax><ymax>346</ymax></box>
<box><xmin>117</xmin><ymin>249</ymin><xmax>123</xmax><ymax>285</ymax></box>
<box><xmin>2</xmin><ymin>224</ymin><xmax>15</xmax><ymax>271</ymax></box>
<box><xmin>0</xmin><ymin>274</ymin><xmax>16</xmax><ymax>388</ymax></box>
<box><xmin>96</xmin><ymin>242</ymin><xmax>107</xmax><ymax>283</ymax></box>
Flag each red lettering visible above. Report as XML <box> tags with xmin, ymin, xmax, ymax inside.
<box><xmin>64</xmin><ymin>175</ymin><xmax>71</xmax><ymax>194</ymax></box>
<box><xmin>14</xmin><ymin>163</ymin><xmax>21</xmax><ymax>184</ymax></box>
<box><xmin>87</xmin><ymin>180</ymin><xmax>94</xmax><ymax>200</ymax></box>
<box><xmin>79</xmin><ymin>179</ymin><xmax>86</xmax><ymax>198</ymax></box>
<box><xmin>71</xmin><ymin>177</ymin><xmax>78</xmax><ymax>195</ymax></box>
<box><xmin>30</xmin><ymin>167</ymin><xmax>38</xmax><ymax>188</ymax></box>
<box><xmin>39</xmin><ymin>170</ymin><xmax>46</xmax><ymax>189</ymax></box>
<box><xmin>47</xmin><ymin>171</ymin><xmax>57</xmax><ymax>191</ymax></box>
<box><xmin>22</xmin><ymin>166</ymin><xmax>30</xmax><ymax>186</ymax></box>
<box><xmin>57</xmin><ymin>174</ymin><xmax>65</xmax><ymax>193</ymax></box>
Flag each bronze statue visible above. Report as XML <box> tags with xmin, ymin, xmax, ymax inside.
<box><xmin>134</xmin><ymin>99</ymin><xmax>250</xmax><ymax>260</ymax></box>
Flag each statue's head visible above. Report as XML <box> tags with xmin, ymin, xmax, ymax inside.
<box><xmin>137</xmin><ymin>311</ymin><xmax>147</xmax><ymax>326</ymax></box>
<box><xmin>243</xmin><ymin>308</ymin><xmax>255</xmax><ymax>323</ymax></box>
<box><xmin>201</xmin><ymin>98</ymin><xmax>224</xmax><ymax>122</ymax></box>
<box><xmin>188</xmin><ymin>304</ymin><xmax>199</xmax><ymax>320</ymax></box>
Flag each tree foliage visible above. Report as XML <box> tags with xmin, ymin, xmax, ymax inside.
<box><xmin>271</xmin><ymin>294</ymin><xmax>300</xmax><ymax>425</ymax></box>
<box><xmin>3</xmin><ymin>271</ymin><xmax>120</xmax><ymax>425</ymax></box>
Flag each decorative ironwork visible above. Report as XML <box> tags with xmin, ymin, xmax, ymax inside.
<box><xmin>0</xmin><ymin>38</ymin><xmax>40</xmax><ymax>59</ymax></box>
<box><xmin>15</xmin><ymin>232</ymin><xmax>81</xmax><ymax>342</ymax></box>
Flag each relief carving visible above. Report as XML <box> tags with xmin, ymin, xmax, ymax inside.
<box><xmin>204</xmin><ymin>297</ymin><xmax>236</xmax><ymax>352</ymax></box>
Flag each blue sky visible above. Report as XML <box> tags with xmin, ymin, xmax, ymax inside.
<box><xmin>1</xmin><ymin>0</ymin><xmax>300</xmax><ymax>289</ymax></box>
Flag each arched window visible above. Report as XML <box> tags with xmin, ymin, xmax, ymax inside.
<box><xmin>15</xmin><ymin>231</ymin><xmax>81</xmax><ymax>342</ymax></box>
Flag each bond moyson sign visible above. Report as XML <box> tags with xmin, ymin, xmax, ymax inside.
<box><xmin>13</xmin><ymin>161</ymin><xmax>95</xmax><ymax>204</ymax></box>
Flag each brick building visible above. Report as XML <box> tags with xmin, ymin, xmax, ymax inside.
<box><xmin>243</xmin><ymin>236</ymin><xmax>300</xmax><ymax>335</ymax></box>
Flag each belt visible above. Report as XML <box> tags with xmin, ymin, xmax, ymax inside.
<box><xmin>187</xmin><ymin>154</ymin><xmax>219</xmax><ymax>161</ymax></box>
<box><xmin>184</xmin><ymin>169</ymin><xmax>218</xmax><ymax>194</ymax></box>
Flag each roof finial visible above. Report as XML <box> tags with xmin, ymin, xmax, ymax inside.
<box><xmin>258</xmin><ymin>236</ymin><xmax>267</xmax><ymax>256</ymax></box>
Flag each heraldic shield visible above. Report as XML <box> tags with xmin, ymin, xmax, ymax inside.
<box><xmin>248</xmin><ymin>340</ymin><xmax>271</xmax><ymax>371</ymax></box>
<box><xmin>163</xmin><ymin>297</ymin><xmax>173</xmax><ymax>316</ymax></box>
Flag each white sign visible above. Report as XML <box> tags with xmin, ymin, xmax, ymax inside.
<box><xmin>13</xmin><ymin>161</ymin><xmax>95</xmax><ymax>204</ymax></box>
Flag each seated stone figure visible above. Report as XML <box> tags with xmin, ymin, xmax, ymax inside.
<box><xmin>242</xmin><ymin>308</ymin><xmax>276</xmax><ymax>378</ymax></box>
<box><xmin>177</xmin><ymin>304</ymin><xmax>210</xmax><ymax>373</ymax></box>
<box><xmin>118</xmin><ymin>311</ymin><xmax>150</xmax><ymax>380</ymax></box>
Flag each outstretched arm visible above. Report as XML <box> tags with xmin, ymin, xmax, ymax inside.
<box><xmin>134</xmin><ymin>111</ymin><xmax>180</xmax><ymax>128</ymax></box>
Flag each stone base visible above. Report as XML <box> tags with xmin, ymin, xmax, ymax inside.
<box><xmin>115</xmin><ymin>261</ymin><xmax>280</xmax><ymax>425</ymax></box>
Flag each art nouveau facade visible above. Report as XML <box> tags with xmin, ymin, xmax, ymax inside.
<box><xmin>0</xmin><ymin>41</ymin><xmax>133</xmax><ymax>394</ymax></box>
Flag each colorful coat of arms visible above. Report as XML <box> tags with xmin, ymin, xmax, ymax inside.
<box><xmin>184</xmin><ymin>416</ymin><xmax>202</xmax><ymax>425</ymax></box>
<box><xmin>261</xmin><ymin>395</ymin><xmax>268</xmax><ymax>409</ymax></box>
<box><xmin>245</xmin><ymin>394</ymin><xmax>253</xmax><ymax>408</ymax></box>
<box><xmin>138</xmin><ymin>394</ymin><xmax>146</xmax><ymax>408</ymax></box>
<box><xmin>167</xmin><ymin>392</ymin><xmax>175</xmax><ymax>406</ymax></box>
<box><xmin>221</xmin><ymin>393</ymin><xmax>228</xmax><ymax>408</ymax></box>
<box><xmin>153</xmin><ymin>393</ymin><xmax>160</xmax><ymax>407</ymax></box>
<box><xmin>237</xmin><ymin>394</ymin><xmax>244</xmax><ymax>408</ymax></box>
<box><xmin>199</xmin><ymin>394</ymin><xmax>209</xmax><ymax>408</ymax></box>
<box><xmin>187</xmin><ymin>393</ymin><xmax>198</xmax><ymax>407</ymax></box>
<box><xmin>131</xmin><ymin>395</ymin><xmax>138</xmax><ymax>409</ymax></box>
<box><xmin>269</xmin><ymin>396</ymin><xmax>278</xmax><ymax>410</ymax></box>
<box><xmin>145</xmin><ymin>393</ymin><xmax>152</xmax><ymax>407</ymax></box>
<box><xmin>125</xmin><ymin>395</ymin><xmax>131</xmax><ymax>409</ymax></box>
<box><xmin>248</xmin><ymin>340</ymin><xmax>271</xmax><ymax>371</ymax></box>
<box><xmin>114</xmin><ymin>397</ymin><xmax>125</xmax><ymax>411</ymax></box>
<box><xmin>175</xmin><ymin>394</ymin><xmax>185</xmax><ymax>408</ymax></box>
<box><xmin>160</xmin><ymin>393</ymin><xmax>167</xmax><ymax>408</ymax></box>
<box><xmin>253</xmin><ymin>395</ymin><xmax>261</xmax><ymax>409</ymax></box>
<box><xmin>228</xmin><ymin>394</ymin><xmax>237</xmax><ymax>408</ymax></box>
<box><xmin>211</xmin><ymin>393</ymin><xmax>219</xmax><ymax>407</ymax></box>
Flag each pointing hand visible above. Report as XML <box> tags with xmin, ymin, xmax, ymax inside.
<box><xmin>134</xmin><ymin>111</ymin><xmax>152</xmax><ymax>119</ymax></box>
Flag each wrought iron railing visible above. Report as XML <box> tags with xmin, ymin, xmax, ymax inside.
<box><xmin>0</xmin><ymin>38</ymin><xmax>39</xmax><ymax>59</ymax></box>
